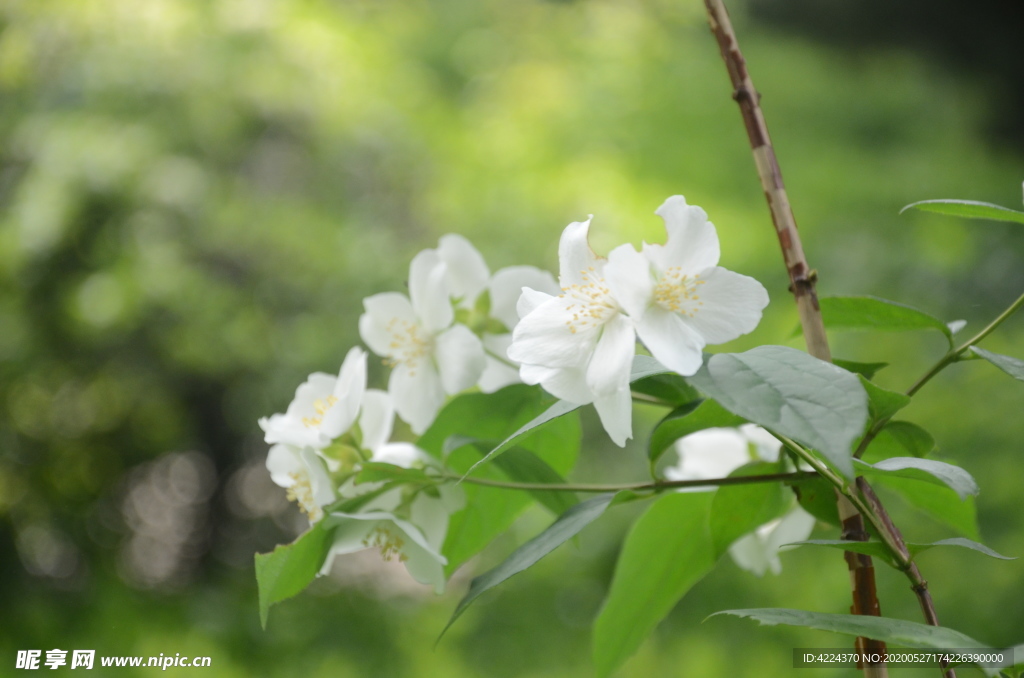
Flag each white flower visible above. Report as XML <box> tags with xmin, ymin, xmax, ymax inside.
<box><xmin>728</xmin><ymin>507</ymin><xmax>816</xmax><ymax>576</ymax></box>
<box><xmin>359</xmin><ymin>248</ymin><xmax>485</xmax><ymax>434</ymax></box>
<box><xmin>507</xmin><ymin>218</ymin><xmax>637</xmax><ymax>446</ymax></box>
<box><xmin>258</xmin><ymin>347</ymin><xmax>367</xmax><ymax>450</ymax></box>
<box><xmin>605</xmin><ymin>196</ymin><xmax>769</xmax><ymax>376</ymax></box>
<box><xmin>266</xmin><ymin>444</ymin><xmax>335</xmax><ymax>524</ymax></box>
<box><xmin>478</xmin><ymin>265</ymin><xmax>559</xmax><ymax>393</ymax></box>
<box><xmin>666</xmin><ymin>424</ymin><xmax>814</xmax><ymax>575</ymax></box>
<box><xmin>323</xmin><ymin>439</ymin><xmax>463</xmax><ymax>594</ymax></box>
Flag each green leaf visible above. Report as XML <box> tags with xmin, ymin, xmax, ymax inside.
<box><xmin>833</xmin><ymin>359</ymin><xmax>889</xmax><ymax>380</ymax></box>
<box><xmin>632</xmin><ymin>371</ymin><xmax>700</xmax><ymax>406</ymax></box>
<box><xmin>786</xmin><ymin>537</ymin><xmax>1014</xmax><ymax>566</ymax></box>
<box><xmin>492</xmin><ymin>446</ymin><xmax>579</xmax><ymax>516</ymax></box>
<box><xmin>873</xmin><ymin>475</ymin><xmax>980</xmax><ymax>540</ymax></box>
<box><xmin>593</xmin><ymin>492</ymin><xmax>715</xmax><ymax>678</ymax></box>
<box><xmin>466</xmin><ymin>356</ymin><xmax>670</xmax><ymax>475</ymax></box>
<box><xmin>687</xmin><ymin>346</ymin><xmax>868</xmax><ymax>478</ymax></box>
<box><xmin>972</xmin><ymin>347</ymin><xmax>1024</xmax><ymax>382</ymax></box>
<box><xmin>859</xmin><ymin>376</ymin><xmax>911</xmax><ymax>422</ymax></box>
<box><xmin>417</xmin><ymin>385</ymin><xmax>581</xmax><ymax>576</ymax></box>
<box><xmin>439</xmin><ymin>493</ymin><xmax>615</xmax><ymax>640</ymax></box>
<box><xmin>710</xmin><ymin>462</ymin><xmax>788</xmax><ymax>556</ymax></box>
<box><xmin>648</xmin><ymin>398</ymin><xmax>746</xmax><ymax>466</ymax></box>
<box><xmin>784</xmin><ymin>539</ymin><xmax>897</xmax><ymax>567</ymax></box>
<box><xmin>818</xmin><ymin>296</ymin><xmax>951</xmax><ymax>337</ymax></box>
<box><xmin>907</xmin><ymin>537</ymin><xmax>1015</xmax><ymax>561</ymax></box>
<box><xmin>901</xmin><ymin>198</ymin><xmax>1024</xmax><ymax>225</ymax></box>
<box><xmin>791</xmin><ymin>477</ymin><xmax>840</xmax><ymax>526</ymax></box>
<box><xmin>880</xmin><ymin>421</ymin><xmax>936</xmax><ymax>458</ymax></box>
<box><xmin>857</xmin><ymin>457</ymin><xmax>978</xmax><ymax>500</ymax></box>
<box><xmin>709</xmin><ymin>608</ymin><xmax>1001</xmax><ymax>676</ymax></box>
<box><xmin>254</xmin><ymin>521</ymin><xmax>333</xmax><ymax>629</ymax></box>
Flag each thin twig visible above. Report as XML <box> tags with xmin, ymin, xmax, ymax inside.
<box><xmin>439</xmin><ymin>470</ymin><xmax>817</xmax><ymax>494</ymax></box>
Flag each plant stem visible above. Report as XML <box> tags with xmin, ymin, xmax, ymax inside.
<box><xmin>702</xmin><ymin>2</ymin><xmax>888</xmax><ymax>672</ymax></box>
<box><xmin>439</xmin><ymin>470</ymin><xmax>817</xmax><ymax>494</ymax></box>
<box><xmin>778</xmin><ymin>436</ymin><xmax>955</xmax><ymax>678</ymax></box>
<box><xmin>854</xmin><ymin>288</ymin><xmax>1024</xmax><ymax>460</ymax></box>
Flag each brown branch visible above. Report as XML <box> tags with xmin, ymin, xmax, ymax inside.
<box><xmin>701</xmin><ymin>2</ymin><xmax>892</xmax><ymax>675</ymax></box>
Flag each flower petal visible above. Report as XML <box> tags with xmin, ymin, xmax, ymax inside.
<box><xmin>389</xmin><ymin>361</ymin><xmax>445</xmax><ymax>434</ymax></box>
<box><xmin>435</xmin><ymin>323</ymin><xmax>486</xmax><ymax>394</ymax></box>
<box><xmin>605</xmin><ymin>243</ymin><xmax>654</xmax><ymax>319</ymax></box>
<box><xmin>646</xmin><ymin>195</ymin><xmax>720</xmax><ymax>274</ymax></box>
<box><xmin>409</xmin><ymin>249</ymin><xmax>454</xmax><ymax>332</ymax></box>
<box><xmin>557</xmin><ymin>218</ymin><xmax>601</xmax><ymax>288</ymax></box>
<box><xmin>265</xmin><ymin>444</ymin><xmax>302</xmax><ymax>487</ymax></box>
<box><xmin>586</xmin><ymin>313</ymin><xmax>636</xmax><ymax>397</ymax></box>
<box><xmin>767</xmin><ymin>506</ymin><xmax>816</xmax><ymax>554</ymax></box>
<box><xmin>359</xmin><ymin>389</ymin><xmax>394</xmax><ymax>455</ymax></box>
<box><xmin>593</xmin><ymin>387</ymin><xmax>633</xmax><ymax>447</ymax></box>
<box><xmin>371</xmin><ymin>441</ymin><xmax>424</xmax><ymax>468</ymax></box>
<box><xmin>360</xmin><ymin>292</ymin><xmax>416</xmax><ymax>357</ymax></box>
<box><xmin>478</xmin><ymin>353</ymin><xmax>522</xmax><ymax>394</ymax></box>
<box><xmin>665</xmin><ymin>427</ymin><xmax>750</xmax><ymax>483</ymax></box>
<box><xmin>437</xmin><ymin>234</ymin><xmax>490</xmax><ymax>306</ymax></box>
<box><xmin>488</xmin><ymin>266</ymin><xmax>559</xmax><ymax>330</ymax></box>
<box><xmin>677</xmin><ymin>267</ymin><xmax>769</xmax><ymax>345</ymax></box>
<box><xmin>520</xmin><ymin>363</ymin><xmax>593</xmax><ymax>403</ymax></box>
<box><xmin>299</xmin><ymin>447</ymin><xmax>336</xmax><ymax>508</ymax></box>
<box><xmin>320</xmin><ymin>347</ymin><xmax>367</xmax><ymax>439</ymax></box>
<box><xmin>634</xmin><ymin>306</ymin><xmax>706</xmax><ymax>376</ymax></box>
<box><xmin>516</xmin><ymin>287</ymin><xmax>554</xmax><ymax>321</ymax></box>
<box><xmin>508</xmin><ymin>294</ymin><xmax>597</xmax><ymax>368</ymax></box>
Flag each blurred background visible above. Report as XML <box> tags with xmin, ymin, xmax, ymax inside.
<box><xmin>1</xmin><ymin>0</ymin><xmax>1022</xmax><ymax>675</ymax></box>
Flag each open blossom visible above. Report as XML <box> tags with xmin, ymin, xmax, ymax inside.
<box><xmin>666</xmin><ymin>424</ymin><xmax>815</xmax><ymax>576</ymax></box>
<box><xmin>324</xmin><ymin>441</ymin><xmax>463</xmax><ymax>594</ymax></box>
<box><xmin>435</xmin><ymin>234</ymin><xmax>560</xmax><ymax>393</ymax></box>
<box><xmin>258</xmin><ymin>347</ymin><xmax>367</xmax><ymax>450</ymax></box>
<box><xmin>359</xmin><ymin>248</ymin><xmax>485</xmax><ymax>434</ymax></box>
<box><xmin>265</xmin><ymin>445</ymin><xmax>335</xmax><ymax>524</ymax></box>
<box><xmin>605</xmin><ymin>195</ymin><xmax>769</xmax><ymax>376</ymax></box>
<box><xmin>508</xmin><ymin>218</ymin><xmax>637</xmax><ymax>446</ymax></box>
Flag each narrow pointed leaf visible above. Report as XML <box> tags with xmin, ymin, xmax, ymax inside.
<box><xmin>632</xmin><ymin>371</ymin><xmax>700</xmax><ymax>406</ymax></box>
<box><xmin>783</xmin><ymin>539</ymin><xmax>896</xmax><ymax>567</ymax></box>
<box><xmin>972</xmin><ymin>347</ymin><xmax>1024</xmax><ymax>382</ymax></box>
<box><xmin>593</xmin><ymin>492</ymin><xmax>715</xmax><ymax>678</ymax></box>
<box><xmin>254</xmin><ymin>521</ymin><xmax>333</xmax><ymax>629</ymax></box>
<box><xmin>709</xmin><ymin>608</ymin><xmax>1001</xmax><ymax>677</ymax></box>
<box><xmin>492</xmin><ymin>446</ymin><xmax>579</xmax><ymax>515</ymax></box>
<box><xmin>648</xmin><ymin>398</ymin><xmax>746</xmax><ymax>465</ymax></box>
<box><xmin>440</xmin><ymin>493</ymin><xmax>615</xmax><ymax>639</ymax></box>
<box><xmin>901</xmin><ymin>198</ymin><xmax>1024</xmax><ymax>225</ymax></box>
<box><xmin>834</xmin><ymin>359</ymin><xmax>889</xmax><ymax>380</ymax></box>
<box><xmin>881</xmin><ymin>421</ymin><xmax>936</xmax><ymax>458</ymax></box>
<box><xmin>354</xmin><ymin>462</ymin><xmax>433</xmax><ymax>485</ymax></box>
<box><xmin>873</xmin><ymin>476</ymin><xmax>979</xmax><ymax>540</ymax></box>
<box><xmin>860</xmin><ymin>376</ymin><xmax>911</xmax><ymax>422</ymax></box>
<box><xmin>687</xmin><ymin>346</ymin><xmax>868</xmax><ymax>478</ymax></box>
<box><xmin>857</xmin><ymin>457</ymin><xmax>978</xmax><ymax>500</ymax></box>
<box><xmin>907</xmin><ymin>537</ymin><xmax>1015</xmax><ymax>561</ymax></box>
<box><xmin>818</xmin><ymin>296</ymin><xmax>951</xmax><ymax>336</ymax></box>
<box><xmin>466</xmin><ymin>356</ymin><xmax>670</xmax><ymax>475</ymax></box>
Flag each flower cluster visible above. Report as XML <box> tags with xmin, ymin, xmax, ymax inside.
<box><xmin>258</xmin><ymin>196</ymin><xmax>772</xmax><ymax>591</ymax></box>
<box><xmin>666</xmin><ymin>424</ymin><xmax>815</xmax><ymax>576</ymax></box>
<box><xmin>259</xmin><ymin>237</ymin><xmax>554</xmax><ymax>590</ymax></box>
<box><xmin>509</xmin><ymin>196</ymin><xmax>769</xmax><ymax>445</ymax></box>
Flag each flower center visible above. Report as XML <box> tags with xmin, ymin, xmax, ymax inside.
<box><xmin>302</xmin><ymin>396</ymin><xmax>339</xmax><ymax>429</ymax></box>
<box><xmin>653</xmin><ymin>267</ymin><xmax>705</xmax><ymax>316</ymax></box>
<box><xmin>383</xmin><ymin>318</ymin><xmax>433</xmax><ymax>376</ymax></box>
<box><xmin>560</xmin><ymin>267</ymin><xmax>619</xmax><ymax>334</ymax></box>
<box><xmin>363</xmin><ymin>525</ymin><xmax>409</xmax><ymax>562</ymax></box>
<box><xmin>286</xmin><ymin>470</ymin><xmax>323</xmax><ymax>523</ymax></box>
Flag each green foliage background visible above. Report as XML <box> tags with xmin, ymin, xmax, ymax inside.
<box><xmin>0</xmin><ymin>0</ymin><xmax>1021</xmax><ymax>675</ymax></box>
